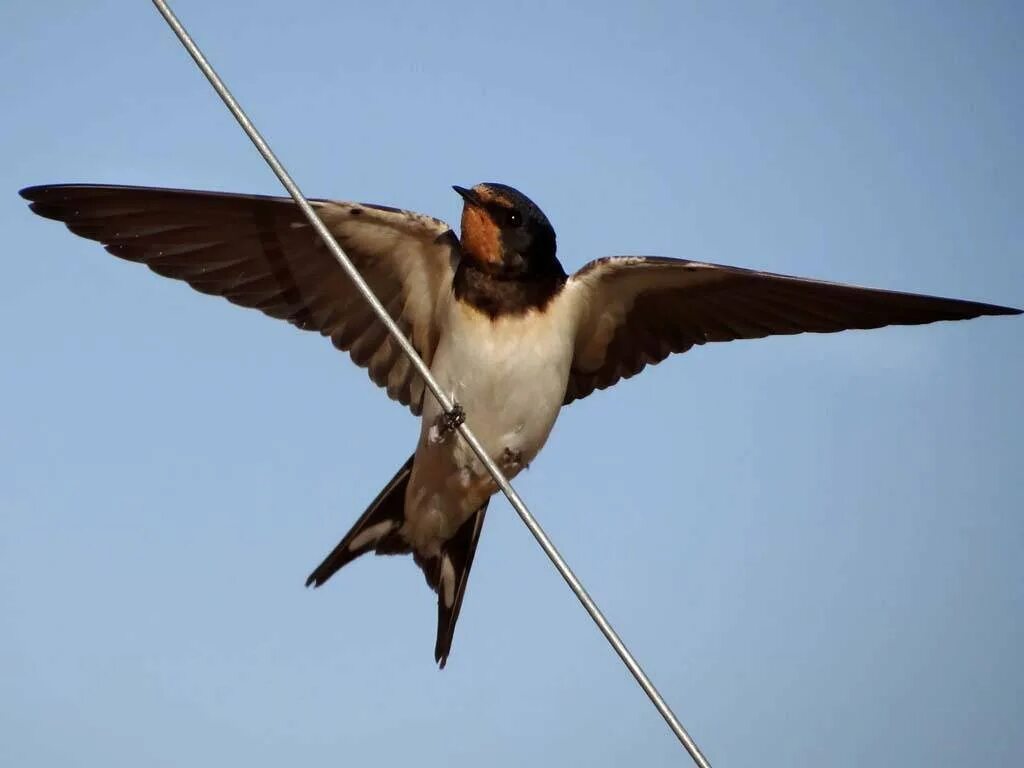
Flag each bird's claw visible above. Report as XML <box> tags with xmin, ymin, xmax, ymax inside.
<box><xmin>429</xmin><ymin>403</ymin><xmax>466</xmax><ymax>444</ymax></box>
<box><xmin>443</xmin><ymin>403</ymin><xmax>466</xmax><ymax>432</ymax></box>
<box><xmin>501</xmin><ymin>447</ymin><xmax>524</xmax><ymax>469</ymax></box>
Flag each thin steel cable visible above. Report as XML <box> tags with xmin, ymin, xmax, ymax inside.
<box><xmin>149</xmin><ymin>2</ymin><xmax>712</xmax><ymax>764</ymax></box>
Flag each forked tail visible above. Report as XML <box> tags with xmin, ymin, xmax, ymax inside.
<box><xmin>305</xmin><ymin>454</ymin><xmax>489</xmax><ymax>667</ymax></box>
<box><xmin>305</xmin><ymin>455</ymin><xmax>415</xmax><ymax>587</ymax></box>
<box><xmin>420</xmin><ymin>501</ymin><xmax>488</xmax><ymax>668</ymax></box>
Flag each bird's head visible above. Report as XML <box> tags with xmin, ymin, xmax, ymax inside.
<box><xmin>453</xmin><ymin>183</ymin><xmax>563</xmax><ymax>279</ymax></box>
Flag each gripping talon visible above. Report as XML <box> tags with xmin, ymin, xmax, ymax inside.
<box><xmin>430</xmin><ymin>403</ymin><xmax>466</xmax><ymax>444</ymax></box>
<box><xmin>444</xmin><ymin>403</ymin><xmax>466</xmax><ymax>433</ymax></box>
<box><xmin>501</xmin><ymin>447</ymin><xmax>523</xmax><ymax>469</ymax></box>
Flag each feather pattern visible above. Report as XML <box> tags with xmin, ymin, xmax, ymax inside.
<box><xmin>20</xmin><ymin>184</ymin><xmax>459</xmax><ymax>414</ymax></box>
<box><xmin>561</xmin><ymin>256</ymin><xmax>1020</xmax><ymax>403</ymax></box>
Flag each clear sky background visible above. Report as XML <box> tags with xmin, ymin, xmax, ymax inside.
<box><xmin>2</xmin><ymin>2</ymin><xmax>1021</xmax><ymax>766</ymax></box>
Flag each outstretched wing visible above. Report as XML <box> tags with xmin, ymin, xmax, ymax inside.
<box><xmin>21</xmin><ymin>184</ymin><xmax>460</xmax><ymax>414</ymax></box>
<box><xmin>562</xmin><ymin>256</ymin><xmax>1020</xmax><ymax>404</ymax></box>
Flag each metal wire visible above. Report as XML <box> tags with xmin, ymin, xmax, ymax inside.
<box><xmin>149</xmin><ymin>2</ymin><xmax>712</xmax><ymax>765</ymax></box>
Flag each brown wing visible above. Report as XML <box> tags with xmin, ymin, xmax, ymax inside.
<box><xmin>563</xmin><ymin>256</ymin><xmax>1020</xmax><ymax>404</ymax></box>
<box><xmin>20</xmin><ymin>184</ymin><xmax>460</xmax><ymax>414</ymax></box>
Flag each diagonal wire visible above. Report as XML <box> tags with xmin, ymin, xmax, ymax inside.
<box><xmin>149</xmin><ymin>2</ymin><xmax>712</xmax><ymax>765</ymax></box>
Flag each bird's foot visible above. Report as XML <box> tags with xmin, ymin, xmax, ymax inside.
<box><xmin>501</xmin><ymin>447</ymin><xmax>527</xmax><ymax>471</ymax></box>
<box><xmin>429</xmin><ymin>402</ymin><xmax>466</xmax><ymax>444</ymax></box>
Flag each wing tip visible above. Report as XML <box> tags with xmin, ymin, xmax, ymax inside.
<box><xmin>20</xmin><ymin>184</ymin><xmax>101</xmax><ymax>214</ymax></box>
<box><xmin>961</xmin><ymin>301</ymin><xmax>1022</xmax><ymax>318</ymax></box>
<box><xmin>991</xmin><ymin>304</ymin><xmax>1022</xmax><ymax>316</ymax></box>
<box><xmin>19</xmin><ymin>184</ymin><xmax>62</xmax><ymax>203</ymax></box>
<box><xmin>19</xmin><ymin>183</ymin><xmax>94</xmax><ymax>201</ymax></box>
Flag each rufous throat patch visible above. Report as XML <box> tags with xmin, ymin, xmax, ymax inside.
<box><xmin>460</xmin><ymin>204</ymin><xmax>502</xmax><ymax>267</ymax></box>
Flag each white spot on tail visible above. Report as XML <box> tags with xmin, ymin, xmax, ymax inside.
<box><xmin>348</xmin><ymin>520</ymin><xmax>395</xmax><ymax>551</ymax></box>
<box><xmin>440</xmin><ymin>556</ymin><xmax>456</xmax><ymax>607</ymax></box>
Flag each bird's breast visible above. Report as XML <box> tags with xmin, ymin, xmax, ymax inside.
<box><xmin>432</xmin><ymin>298</ymin><xmax>575</xmax><ymax>451</ymax></box>
<box><xmin>403</xmin><ymin>299</ymin><xmax>576</xmax><ymax>551</ymax></box>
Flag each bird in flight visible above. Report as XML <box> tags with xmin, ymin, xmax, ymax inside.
<box><xmin>20</xmin><ymin>182</ymin><xmax>1020</xmax><ymax>667</ymax></box>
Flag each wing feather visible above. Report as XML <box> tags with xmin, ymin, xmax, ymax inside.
<box><xmin>562</xmin><ymin>256</ymin><xmax>1019</xmax><ymax>403</ymax></box>
<box><xmin>20</xmin><ymin>184</ymin><xmax>460</xmax><ymax>414</ymax></box>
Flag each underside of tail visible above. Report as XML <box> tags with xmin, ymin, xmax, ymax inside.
<box><xmin>415</xmin><ymin>501</ymin><xmax>489</xmax><ymax>668</ymax></box>
<box><xmin>305</xmin><ymin>454</ymin><xmax>490</xmax><ymax>668</ymax></box>
<box><xmin>305</xmin><ymin>454</ymin><xmax>415</xmax><ymax>588</ymax></box>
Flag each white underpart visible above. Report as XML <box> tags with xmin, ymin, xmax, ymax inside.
<box><xmin>403</xmin><ymin>294</ymin><xmax>578</xmax><ymax>555</ymax></box>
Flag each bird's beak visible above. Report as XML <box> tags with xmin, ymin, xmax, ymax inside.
<box><xmin>452</xmin><ymin>185</ymin><xmax>482</xmax><ymax>207</ymax></box>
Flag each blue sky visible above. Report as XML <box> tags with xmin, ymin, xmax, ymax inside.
<box><xmin>2</xmin><ymin>2</ymin><xmax>1021</xmax><ymax>766</ymax></box>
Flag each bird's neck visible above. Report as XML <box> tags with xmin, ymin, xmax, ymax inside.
<box><xmin>453</xmin><ymin>259</ymin><xmax>567</xmax><ymax>318</ymax></box>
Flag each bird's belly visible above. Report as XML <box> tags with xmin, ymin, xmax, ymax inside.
<box><xmin>405</xmin><ymin>302</ymin><xmax>575</xmax><ymax>551</ymax></box>
<box><xmin>431</xmin><ymin>302</ymin><xmax>574</xmax><ymax>464</ymax></box>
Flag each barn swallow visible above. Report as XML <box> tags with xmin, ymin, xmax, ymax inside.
<box><xmin>19</xmin><ymin>181</ymin><xmax>1020</xmax><ymax>666</ymax></box>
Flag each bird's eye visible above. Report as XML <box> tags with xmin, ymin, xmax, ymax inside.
<box><xmin>507</xmin><ymin>210</ymin><xmax>522</xmax><ymax>228</ymax></box>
